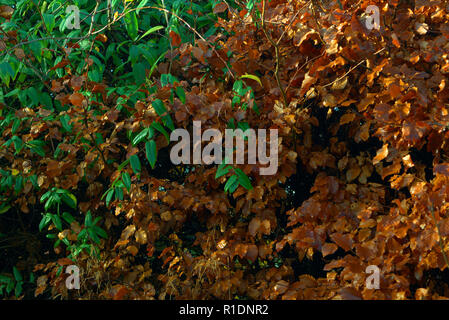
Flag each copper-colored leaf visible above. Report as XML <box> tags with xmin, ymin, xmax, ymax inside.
<box><xmin>69</xmin><ymin>92</ymin><xmax>85</xmax><ymax>107</ymax></box>
<box><xmin>321</xmin><ymin>243</ymin><xmax>338</xmax><ymax>257</ymax></box>
<box><xmin>373</xmin><ymin>144</ymin><xmax>389</xmax><ymax>165</ymax></box>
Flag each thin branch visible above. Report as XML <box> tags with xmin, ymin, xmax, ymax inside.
<box><xmin>322</xmin><ymin>59</ymin><xmax>365</xmax><ymax>88</ymax></box>
<box><xmin>259</xmin><ymin>0</ymin><xmax>287</xmax><ymax>107</ymax></box>
<box><xmin>161</xmin><ymin>0</ymin><xmax>173</xmax><ymax>74</ymax></box>
<box><xmin>275</xmin><ymin>1</ymin><xmax>310</xmax><ymax>46</ymax></box>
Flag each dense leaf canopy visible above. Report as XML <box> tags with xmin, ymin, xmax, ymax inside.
<box><xmin>1</xmin><ymin>0</ymin><xmax>449</xmax><ymax>300</ymax></box>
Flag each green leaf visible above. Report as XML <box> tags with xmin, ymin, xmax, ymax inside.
<box><xmin>51</xmin><ymin>214</ymin><xmax>62</xmax><ymax>231</ymax></box>
<box><xmin>227</xmin><ymin>118</ymin><xmax>235</xmax><ymax>129</ymax></box>
<box><xmin>132</xmin><ymin>127</ymin><xmax>149</xmax><ymax>146</ymax></box>
<box><xmin>0</xmin><ymin>62</ymin><xmax>15</xmax><ymax>78</ymax></box>
<box><xmin>14</xmin><ymin>282</ymin><xmax>22</xmax><ymax>297</ymax></box>
<box><xmin>122</xmin><ymin>171</ymin><xmax>131</xmax><ymax>191</ymax></box>
<box><xmin>240</xmin><ymin>74</ymin><xmax>262</xmax><ymax>87</ymax></box>
<box><xmin>105</xmin><ymin>189</ymin><xmax>114</xmax><ymax>207</ymax></box>
<box><xmin>28</xmin><ymin>140</ymin><xmax>46</xmax><ymax>157</ymax></box>
<box><xmin>85</xmin><ymin>210</ymin><xmax>92</xmax><ymax>227</ymax></box>
<box><xmin>233</xmin><ymin>80</ymin><xmax>244</xmax><ymax>95</ymax></box>
<box><xmin>234</xmin><ymin>168</ymin><xmax>253</xmax><ymax>190</ymax></box>
<box><xmin>137</xmin><ymin>25</ymin><xmax>163</xmax><ymax>41</ymax></box>
<box><xmin>237</xmin><ymin>121</ymin><xmax>250</xmax><ymax>132</ymax></box>
<box><xmin>133</xmin><ymin>62</ymin><xmax>146</xmax><ymax>84</ymax></box>
<box><xmin>14</xmin><ymin>175</ymin><xmax>23</xmax><ymax>192</ymax></box>
<box><xmin>60</xmin><ymin>114</ymin><xmax>72</xmax><ymax>132</ymax></box>
<box><xmin>152</xmin><ymin>99</ymin><xmax>167</xmax><ymax>117</ymax></box>
<box><xmin>78</xmin><ymin>229</ymin><xmax>87</xmax><ymax>241</ymax></box>
<box><xmin>118</xmin><ymin>159</ymin><xmax>130</xmax><ymax>171</ymax></box>
<box><xmin>13</xmin><ymin>267</ymin><xmax>22</xmax><ymax>282</ymax></box>
<box><xmin>130</xmin><ymin>154</ymin><xmax>141</xmax><ymax>174</ymax></box>
<box><xmin>6</xmin><ymin>278</ymin><xmax>14</xmax><ymax>294</ymax></box>
<box><xmin>93</xmin><ymin>217</ymin><xmax>102</xmax><ymax>226</ymax></box>
<box><xmin>0</xmin><ymin>205</ymin><xmax>11</xmax><ymax>215</ymax></box>
<box><xmin>39</xmin><ymin>214</ymin><xmax>51</xmax><ymax>232</ymax></box>
<box><xmin>40</xmin><ymin>191</ymin><xmax>52</xmax><ymax>203</ymax></box>
<box><xmin>29</xmin><ymin>175</ymin><xmax>38</xmax><ymax>188</ymax></box>
<box><xmin>175</xmin><ymin>86</ymin><xmax>186</xmax><ymax>104</ymax></box>
<box><xmin>62</xmin><ymin>212</ymin><xmax>74</xmax><ymax>224</ymax></box>
<box><xmin>162</xmin><ymin>115</ymin><xmax>175</xmax><ymax>131</ymax></box>
<box><xmin>151</xmin><ymin>121</ymin><xmax>169</xmax><ymax>142</ymax></box>
<box><xmin>88</xmin><ymin>228</ymin><xmax>100</xmax><ymax>244</ymax></box>
<box><xmin>61</xmin><ymin>192</ymin><xmax>77</xmax><ymax>209</ymax></box>
<box><xmin>27</xmin><ymin>87</ymin><xmax>40</xmax><ymax>106</ymax></box>
<box><xmin>215</xmin><ymin>163</ymin><xmax>230</xmax><ymax>179</ymax></box>
<box><xmin>224</xmin><ymin>174</ymin><xmax>238</xmax><ymax>193</ymax></box>
<box><xmin>124</xmin><ymin>11</ymin><xmax>139</xmax><ymax>41</ymax></box>
<box><xmin>145</xmin><ymin>140</ymin><xmax>157</xmax><ymax>169</ymax></box>
<box><xmin>11</xmin><ymin>118</ymin><xmax>20</xmax><ymax>134</ymax></box>
<box><xmin>92</xmin><ymin>225</ymin><xmax>108</xmax><ymax>239</ymax></box>
<box><xmin>115</xmin><ymin>186</ymin><xmax>124</xmax><ymax>201</ymax></box>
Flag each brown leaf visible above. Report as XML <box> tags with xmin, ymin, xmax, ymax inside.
<box><xmin>340</xmin><ymin>113</ymin><xmax>355</xmax><ymax>125</ymax></box>
<box><xmin>192</xmin><ymin>47</ymin><xmax>205</xmax><ymax>63</ymax></box>
<box><xmin>127</xmin><ymin>245</ymin><xmax>138</xmax><ymax>256</ymax></box>
<box><xmin>0</xmin><ymin>5</ymin><xmax>14</xmax><ymax>19</ymax></box>
<box><xmin>135</xmin><ymin>229</ymin><xmax>148</xmax><ymax>244</ymax></box>
<box><xmin>245</xmin><ymin>244</ymin><xmax>258</xmax><ymax>262</ymax></box>
<box><xmin>57</xmin><ymin>258</ymin><xmax>74</xmax><ymax>266</ymax></box>
<box><xmin>248</xmin><ymin>218</ymin><xmax>261</xmax><ymax>237</ymax></box>
<box><xmin>213</xmin><ymin>2</ymin><xmax>227</xmax><ymax>14</ymax></box>
<box><xmin>50</xmin><ymin>60</ymin><xmax>69</xmax><ymax>71</ymax></box>
<box><xmin>330</xmin><ymin>233</ymin><xmax>353</xmax><ymax>251</ymax></box>
<box><xmin>14</xmin><ymin>48</ymin><xmax>25</xmax><ymax>60</ymax></box>
<box><xmin>121</xmin><ymin>224</ymin><xmax>136</xmax><ymax>240</ymax></box>
<box><xmin>70</xmin><ymin>76</ymin><xmax>84</xmax><ymax>91</ymax></box>
<box><xmin>434</xmin><ymin>163</ymin><xmax>449</xmax><ymax>176</ymax></box>
<box><xmin>321</xmin><ymin>243</ymin><xmax>338</xmax><ymax>257</ymax></box>
<box><xmin>346</xmin><ymin>166</ymin><xmax>361</xmax><ymax>182</ymax></box>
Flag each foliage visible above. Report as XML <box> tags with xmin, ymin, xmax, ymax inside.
<box><xmin>1</xmin><ymin>0</ymin><xmax>449</xmax><ymax>300</ymax></box>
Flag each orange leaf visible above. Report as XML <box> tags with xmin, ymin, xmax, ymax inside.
<box><xmin>95</xmin><ymin>34</ymin><xmax>108</xmax><ymax>43</ymax></box>
<box><xmin>373</xmin><ymin>143</ymin><xmax>389</xmax><ymax>165</ymax></box>
<box><xmin>113</xmin><ymin>286</ymin><xmax>129</xmax><ymax>300</ymax></box>
<box><xmin>127</xmin><ymin>245</ymin><xmax>138</xmax><ymax>256</ymax></box>
<box><xmin>340</xmin><ymin>113</ymin><xmax>356</xmax><ymax>125</ymax></box>
<box><xmin>69</xmin><ymin>92</ymin><xmax>84</xmax><ymax>107</ymax></box>
<box><xmin>391</xmin><ymin>33</ymin><xmax>400</xmax><ymax>48</ymax></box>
<box><xmin>330</xmin><ymin>232</ymin><xmax>353</xmax><ymax>251</ymax></box>
<box><xmin>169</xmin><ymin>30</ymin><xmax>181</xmax><ymax>47</ymax></box>
<box><xmin>57</xmin><ymin>258</ymin><xmax>74</xmax><ymax>266</ymax></box>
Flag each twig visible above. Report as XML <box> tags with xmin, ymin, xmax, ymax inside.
<box><xmin>259</xmin><ymin>0</ymin><xmax>287</xmax><ymax>107</ymax></box>
<box><xmin>145</xmin><ymin>6</ymin><xmax>235</xmax><ymax>79</ymax></box>
<box><xmin>161</xmin><ymin>0</ymin><xmax>173</xmax><ymax>74</ymax></box>
<box><xmin>322</xmin><ymin>59</ymin><xmax>366</xmax><ymax>88</ymax></box>
<box><xmin>275</xmin><ymin>1</ymin><xmax>310</xmax><ymax>46</ymax></box>
<box><xmin>285</xmin><ymin>51</ymin><xmax>324</xmax><ymax>94</ymax></box>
